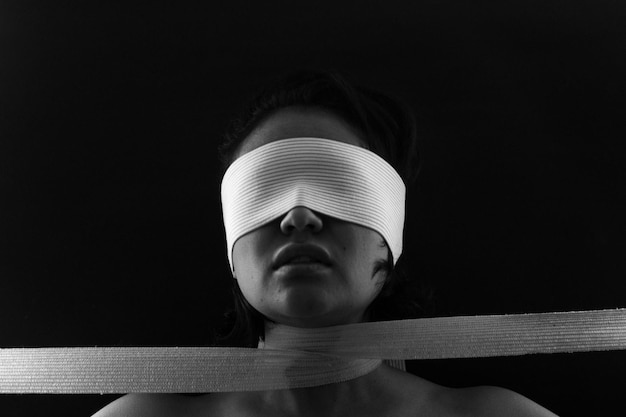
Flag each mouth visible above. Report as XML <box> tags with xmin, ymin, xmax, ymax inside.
<box><xmin>274</xmin><ymin>259</ymin><xmax>331</xmax><ymax>274</ymax></box>
<box><xmin>274</xmin><ymin>256</ymin><xmax>332</xmax><ymax>270</ymax></box>
<box><xmin>283</xmin><ymin>256</ymin><xmax>325</xmax><ymax>265</ymax></box>
<box><xmin>272</xmin><ymin>244</ymin><xmax>333</xmax><ymax>270</ymax></box>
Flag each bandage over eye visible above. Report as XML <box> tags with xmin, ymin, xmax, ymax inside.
<box><xmin>221</xmin><ymin>137</ymin><xmax>406</xmax><ymax>272</ymax></box>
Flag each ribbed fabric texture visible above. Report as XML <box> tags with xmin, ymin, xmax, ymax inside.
<box><xmin>221</xmin><ymin>137</ymin><xmax>406</xmax><ymax>271</ymax></box>
<box><xmin>262</xmin><ymin>324</ymin><xmax>406</xmax><ymax>372</ymax></box>
<box><xmin>261</xmin><ymin>309</ymin><xmax>626</xmax><ymax>359</ymax></box>
<box><xmin>0</xmin><ymin>347</ymin><xmax>381</xmax><ymax>393</ymax></box>
<box><xmin>2</xmin><ymin>309</ymin><xmax>625</xmax><ymax>393</ymax></box>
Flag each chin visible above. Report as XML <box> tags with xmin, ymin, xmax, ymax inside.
<box><xmin>286</xmin><ymin>297</ymin><xmax>331</xmax><ymax>320</ymax></box>
<box><xmin>271</xmin><ymin>302</ymin><xmax>361</xmax><ymax>329</ymax></box>
<box><xmin>263</xmin><ymin>296</ymin><xmax>330</xmax><ymax>326</ymax></box>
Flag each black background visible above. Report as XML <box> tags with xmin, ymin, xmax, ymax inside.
<box><xmin>1</xmin><ymin>1</ymin><xmax>625</xmax><ymax>415</ymax></box>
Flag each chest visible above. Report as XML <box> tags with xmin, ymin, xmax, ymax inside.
<box><xmin>191</xmin><ymin>393</ymin><xmax>439</xmax><ymax>417</ymax></box>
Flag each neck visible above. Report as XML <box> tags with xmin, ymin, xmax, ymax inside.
<box><xmin>256</xmin><ymin>366</ymin><xmax>389</xmax><ymax>417</ymax></box>
<box><xmin>252</xmin><ymin>321</ymin><xmax>392</xmax><ymax>417</ymax></box>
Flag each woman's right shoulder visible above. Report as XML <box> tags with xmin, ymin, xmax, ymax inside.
<box><xmin>91</xmin><ymin>393</ymin><xmax>216</xmax><ymax>417</ymax></box>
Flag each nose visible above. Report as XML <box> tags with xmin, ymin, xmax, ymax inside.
<box><xmin>279</xmin><ymin>206</ymin><xmax>323</xmax><ymax>235</ymax></box>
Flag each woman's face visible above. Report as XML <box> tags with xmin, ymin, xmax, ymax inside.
<box><xmin>231</xmin><ymin>107</ymin><xmax>389</xmax><ymax>328</ymax></box>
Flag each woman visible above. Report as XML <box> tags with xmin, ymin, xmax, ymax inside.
<box><xmin>94</xmin><ymin>70</ymin><xmax>557</xmax><ymax>416</ymax></box>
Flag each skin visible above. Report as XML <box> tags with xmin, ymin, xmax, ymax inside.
<box><xmin>92</xmin><ymin>107</ymin><xmax>559</xmax><ymax>417</ymax></box>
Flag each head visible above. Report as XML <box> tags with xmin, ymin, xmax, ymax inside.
<box><xmin>215</xmin><ymin>70</ymin><xmax>425</xmax><ymax>347</ymax></box>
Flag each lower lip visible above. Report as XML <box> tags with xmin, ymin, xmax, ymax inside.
<box><xmin>275</xmin><ymin>262</ymin><xmax>331</xmax><ymax>272</ymax></box>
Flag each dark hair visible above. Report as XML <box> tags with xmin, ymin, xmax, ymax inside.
<box><xmin>213</xmin><ymin>70</ymin><xmax>429</xmax><ymax>347</ymax></box>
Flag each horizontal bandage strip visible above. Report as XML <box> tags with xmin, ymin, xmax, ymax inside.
<box><xmin>1</xmin><ymin>309</ymin><xmax>625</xmax><ymax>393</ymax></box>
<box><xmin>0</xmin><ymin>347</ymin><xmax>381</xmax><ymax>393</ymax></box>
<box><xmin>266</xmin><ymin>308</ymin><xmax>626</xmax><ymax>359</ymax></box>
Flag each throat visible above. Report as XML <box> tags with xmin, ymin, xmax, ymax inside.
<box><xmin>247</xmin><ymin>321</ymin><xmax>414</xmax><ymax>417</ymax></box>
<box><xmin>251</xmin><ymin>365</ymin><xmax>392</xmax><ymax>417</ymax></box>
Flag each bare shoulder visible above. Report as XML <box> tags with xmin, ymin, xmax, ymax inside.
<box><xmin>383</xmin><ymin>367</ymin><xmax>557</xmax><ymax>417</ymax></box>
<box><xmin>447</xmin><ymin>385</ymin><xmax>559</xmax><ymax>417</ymax></box>
<box><xmin>90</xmin><ymin>393</ymin><xmax>209</xmax><ymax>417</ymax></box>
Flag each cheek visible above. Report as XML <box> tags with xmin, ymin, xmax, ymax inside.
<box><xmin>232</xmin><ymin>227</ymin><xmax>275</xmax><ymax>277</ymax></box>
<box><xmin>336</xmin><ymin>226</ymin><xmax>387</xmax><ymax>269</ymax></box>
<box><xmin>232</xmin><ymin>238</ymin><xmax>263</xmax><ymax>302</ymax></box>
<box><xmin>355</xmin><ymin>228</ymin><xmax>386</xmax><ymax>256</ymax></box>
<box><xmin>233</xmin><ymin>236</ymin><xmax>258</xmax><ymax>277</ymax></box>
<box><xmin>233</xmin><ymin>226</ymin><xmax>271</xmax><ymax>265</ymax></box>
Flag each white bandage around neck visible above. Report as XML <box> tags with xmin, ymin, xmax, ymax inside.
<box><xmin>220</xmin><ymin>137</ymin><xmax>406</xmax><ymax>272</ymax></box>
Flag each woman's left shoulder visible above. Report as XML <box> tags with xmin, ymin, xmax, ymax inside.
<box><xmin>384</xmin><ymin>367</ymin><xmax>557</xmax><ymax>417</ymax></box>
<box><xmin>451</xmin><ymin>385</ymin><xmax>558</xmax><ymax>417</ymax></box>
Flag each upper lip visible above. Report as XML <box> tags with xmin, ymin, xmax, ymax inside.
<box><xmin>272</xmin><ymin>244</ymin><xmax>333</xmax><ymax>269</ymax></box>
